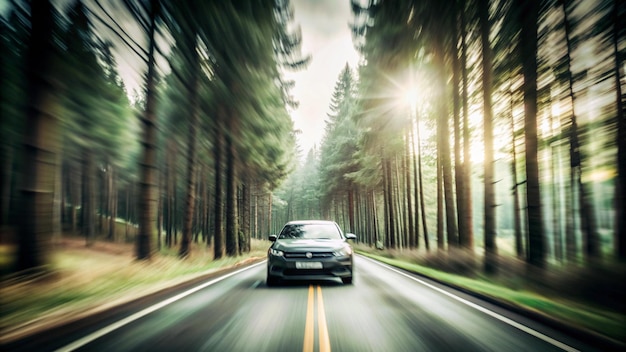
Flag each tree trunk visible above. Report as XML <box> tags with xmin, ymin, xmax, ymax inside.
<box><xmin>193</xmin><ymin>166</ymin><xmax>202</xmax><ymax>243</ymax></box>
<box><xmin>136</xmin><ymin>0</ymin><xmax>160</xmax><ymax>260</ymax></box>
<box><xmin>82</xmin><ymin>148</ymin><xmax>95</xmax><ymax>246</ymax></box>
<box><xmin>394</xmin><ymin>156</ymin><xmax>404</xmax><ymax>248</ymax></box>
<box><xmin>53</xmin><ymin>146</ymin><xmax>62</xmax><ymax>244</ymax></box>
<box><xmin>404</xmin><ymin>130</ymin><xmax>415</xmax><ymax>248</ymax></box>
<box><xmin>98</xmin><ymin>162</ymin><xmax>105</xmax><ymax>235</ymax></box>
<box><xmin>16</xmin><ymin>0</ymin><xmax>59</xmax><ymax>271</ymax></box>
<box><xmin>348</xmin><ymin>187</ymin><xmax>355</xmax><ymax>234</ymax></box>
<box><xmin>384</xmin><ymin>157</ymin><xmax>395</xmax><ymax>248</ymax></box>
<box><xmin>125</xmin><ymin>183</ymin><xmax>130</xmax><ymax>241</ymax></box>
<box><xmin>613</xmin><ymin>0</ymin><xmax>626</xmax><ymax>260</ymax></box>
<box><xmin>410</xmin><ymin>123</ymin><xmax>420</xmax><ymax>249</ymax></box>
<box><xmin>61</xmin><ymin>161</ymin><xmax>68</xmax><ymax>227</ymax></box>
<box><xmin>225</xmin><ymin>114</ymin><xmax>239</xmax><ymax>257</ymax></box>
<box><xmin>108</xmin><ymin>164</ymin><xmax>117</xmax><ymax>241</ymax></box>
<box><xmin>253</xmin><ymin>183</ymin><xmax>259</xmax><ymax>240</ymax></box>
<box><xmin>452</xmin><ymin>0</ymin><xmax>468</xmax><ymax>250</ymax></box>
<box><xmin>479</xmin><ymin>0</ymin><xmax>497</xmax><ymax>272</ymax></box>
<box><xmin>0</xmin><ymin>142</ymin><xmax>13</xmax><ymax>226</ymax></box>
<box><xmin>166</xmin><ymin>140</ymin><xmax>176</xmax><ymax>248</ymax></box>
<box><xmin>560</xmin><ymin>0</ymin><xmax>600</xmax><ymax>261</ymax></box>
<box><xmin>519</xmin><ymin>0</ymin><xmax>545</xmax><ymax>268</ymax></box>
<box><xmin>441</xmin><ymin>107</ymin><xmax>458</xmax><ymax>250</ymax></box>
<box><xmin>180</xmin><ymin>128</ymin><xmax>198</xmax><ymax>257</ymax></box>
<box><xmin>382</xmin><ymin>157</ymin><xmax>390</xmax><ymax>248</ymax></box>
<box><xmin>70</xmin><ymin>160</ymin><xmax>79</xmax><ymax>233</ymax></box>
<box><xmin>416</xmin><ymin>110</ymin><xmax>429</xmax><ymax>251</ymax></box>
<box><xmin>242</xmin><ymin>180</ymin><xmax>251</xmax><ymax>252</ymax></box>
<box><xmin>461</xmin><ymin>3</ymin><xmax>474</xmax><ymax>250</ymax></box>
<box><xmin>433</xmin><ymin>36</ymin><xmax>458</xmax><ymax>250</ymax></box>
<box><xmin>550</xmin><ymin>143</ymin><xmax>561</xmax><ymax>262</ymax></box>
<box><xmin>201</xmin><ymin>165</ymin><xmax>210</xmax><ymax>244</ymax></box>
<box><xmin>213</xmin><ymin>114</ymin><xmax>225</xmax><ymax>260</ymax></box>
<box><xmin>437</xmin><ymin>154</ymin><xmax>444</xmax><ymax>251</ymax></box>
<box><xmin>369</xmin><ymin>190</ymin><xmax>377</xmax><ymax>247</ymax></box>
<box><xmin>180</xmin><ymin>35</ymin><xmax>200</xmax><ymax>259</ymax></box>
<box><xmin>267</xmin><ymin>192</ymin><xmax>273</xmax><ymax>236</ymax></box>
<box><xmin>509</xmin><ymin>84</ymin><xmax>524</xmax><ymax>259</ymax></box>
<box><xmin>157</xmin><ymin>163</ymin><xmax>163</xmax><ymax>249</ymax></box>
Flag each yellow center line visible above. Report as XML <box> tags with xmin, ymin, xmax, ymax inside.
<box><xmin>317</xmin><ymin>285</ymin><xmax>331</xmax><ymax>352</ymax></box>
<box><xmin>303</xmin><ymin>285</ymin><xmax>315</xmax><ymax>352</ymax></box>
<box><xmin>303</xmin><ymin>285</ymin><xmax>332</xmax><ymax>352</ymax></box>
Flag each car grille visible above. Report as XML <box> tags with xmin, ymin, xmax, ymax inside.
<box><xmin>284</xmin><ymin>252</ymin><xmax>334</xmax><ymax>258</ymax></box>
<box><xmin>284</xmin><ymin>269</ymin><xmax>330</xmax><ymax>276</ymax></box>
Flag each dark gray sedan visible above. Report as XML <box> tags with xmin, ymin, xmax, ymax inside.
<box><xmin>267</xmin><ymin>220</ymin><xmax>356</xmax><ymax>285</ymax></box>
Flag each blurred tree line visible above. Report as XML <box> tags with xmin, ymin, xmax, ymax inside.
<box><xmin>2</xmin><ymin>0</ymin><xmax>625</xmax><ymax>282</ymax></box>
<box><xmin>1</xmin><ymin>0</ymin><xmax>308</xmax><ymax>272</ymax></box>
<box><xmin>273</xmin><ymin>0</ymin><xmax>625</xmax><ymax>273</ymax></box>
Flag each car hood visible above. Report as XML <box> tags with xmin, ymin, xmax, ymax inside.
<box><xmin>273</xmin><ymin>239</ymin><xmax>348</xmax><ymax>252</ymax></box>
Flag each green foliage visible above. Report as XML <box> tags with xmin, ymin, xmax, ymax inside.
<box><xmin>0</xmin><ymin>8</ymin><xmax>28</xmax><ymax>148</ymax></box>
<box><xmin>60</xmin><ymin>0</ymin><xmax>136</xmax><ymax>168</ymax></box>
<box><xmin>319</xmin><ymin>64</ymin><xmax>361</xmax><ymax>199</ymax></box>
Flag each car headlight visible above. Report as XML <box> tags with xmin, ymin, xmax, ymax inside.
<box><xmin>269</xmin><ymin>248</ymin><xmax>284</xmax><ymax>257</ymax></box>
<box><xmin>333</xmin><ymin>246</ymin><xmax>353</xmax><ymax>257</ymax></box>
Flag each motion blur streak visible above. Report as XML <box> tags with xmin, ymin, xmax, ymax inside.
<box><xmin>361</xmin><ymin>256</ymin><xmax>580</xmax><ymax>352</ymax></box>
<box><xmin>316</xmin><ymin>285</ymin><xmax>331</xmax><ymax>352</ymax></box>
<box><xmin>303</xmin><ymin>285</ymin><xmax>315</xmax><ymax>352</ymax></box>
<box><xmin>53</xmin><ymin>262</ymin><xmax>266</xmax><ymax>352</ymax></box>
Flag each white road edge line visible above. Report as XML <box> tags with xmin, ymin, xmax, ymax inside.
<box><xmin>55</xmin><ymin>261</ymin><xmax>266</xmax><ymax>352</ymax></box>
<box><xmin>360</xmin><ymin>256</ymin><xmax>579</xmax><ymax>352</ymax></box>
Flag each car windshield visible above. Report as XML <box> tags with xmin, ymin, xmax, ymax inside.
<box><xmin>278</xmin><ymin>223</ymin><xmax>341</xmax><ymax>240</ymax></box>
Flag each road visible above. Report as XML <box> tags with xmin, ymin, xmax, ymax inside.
<box><xmin>5</xmin><ymin>256</ymin><xmax>604</xmax><ymax>352</ymax></box>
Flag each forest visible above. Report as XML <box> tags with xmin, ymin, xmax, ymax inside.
<box><xmin>1</xmin><ymin>0</ymin><xmax>311</xmax><ymax>269</ymax></box>
<box><xmin>1</xmin><ymin>0</ymin><xmax>624</xmax><ymax>292</ymax></box>
<box><xmin>276</xmin><ymin>0</ymin><xmax>626</xmax><ymax>274</ymax></box>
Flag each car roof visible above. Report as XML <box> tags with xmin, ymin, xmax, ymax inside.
<box><xmin>284</xmin><ymin>220</ymin><xmax>338</xmax><ymax>226</ymax></box>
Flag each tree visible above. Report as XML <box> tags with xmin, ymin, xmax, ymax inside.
<box><xmin>16</xmin><ymin>0</ymin><xmax>60</xmax><ymax>271</ymax></box>
<box><xmin>135</xmin><ymin>0</ymin><xmax>160</xmax><ymax>260</ymax></box>
<box><xmin>612</xmin><ymin>0</ymin><xmax>626</xmax><ymax>261</ymax></box>
<box><xmin>62</xmin><ymin>0</ymin><xmax>116</xmax><ymax>246</ymax></box>
<box><xmin>319</xmin><ymin>63</ymin><xmax>359</xmax><ymax>231</ymax></box>
<box><xmin>459</xmin><ymin>0</ymin><xmax>474</xmax><ymax>250</ymax></box>
<box><xmin>435</xmin><ymin>26</ymin><xmax>459</xmax><ymax>250</ymax></box>
<box><xmin>557</xmin><ymin>0</ymin><xmax>600</xmax><ymax>261</ymax></box>
<box><xmin>179</xmin><ymin>37</ymin><xmax>200</xmax><ymax>258</ymax></box>
<box><xmin>518</xmin><ymin>0</ymin><xmax>545</xmax><ymax>268</ymax></box>
<box><xmin>479</xmin><ymin>0</ymin><xmax>497</xmax><ymax>271</ymax></box>
<box><xmin>160</xmin><ymin>1</ymin><xmax>203</xmax><ymax>259</ymax></box>
<box><xmin>0</xmin><ymin>8</ymin><xmax>29</xmax><ymax>228</ymax></box>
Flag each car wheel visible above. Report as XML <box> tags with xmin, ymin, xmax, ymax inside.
<box><xmin>342</xmin><ymin>276</ymin><xmax>353</xmax><ymax>285</ymax></box>
<box><xmin>267</xmin><ymin>271</ymin><xmax>279</xmax><ymax>286</ymax></box>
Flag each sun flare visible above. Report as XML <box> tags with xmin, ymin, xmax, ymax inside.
<box><xmin>404</xmin><ymin>89</ymin><xmax>419</xmax><ymax>110</ymax></box>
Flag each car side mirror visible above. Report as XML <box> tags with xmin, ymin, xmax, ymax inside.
<box><xmin>345</xmin><ymin>233</ymin><xmax>356</xmax><ymax>240</ymax></box>
<box><xmin>269</xmin><ymin>235</ymin><xmax>277</xmax><ymax>242</ymax></box>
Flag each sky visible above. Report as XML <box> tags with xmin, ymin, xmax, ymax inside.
<box><xmin>285</xmin><ymin>0</ymin><xmax>361</xmax><ymax>156</ymax></box>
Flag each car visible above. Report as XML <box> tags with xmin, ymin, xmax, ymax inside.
<box><xmin>267</xmin><ymin>220</ymin><xmax>357</xmax><ymax>286</ymax></box>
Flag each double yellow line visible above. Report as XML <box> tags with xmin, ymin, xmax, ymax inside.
<box><xmin>303</xmin><ymin>285</ymin><xmax>331</xmax><ymax>352</ymax></box>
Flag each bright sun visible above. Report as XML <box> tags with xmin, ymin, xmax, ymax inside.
<box><xmin>404</xmin><ymin>89</ymin><xmax>419</xmax><ymax>110</ymax></box>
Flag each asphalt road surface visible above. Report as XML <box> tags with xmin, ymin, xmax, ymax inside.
<box><xmin>6</xmin><ymin>256</ymin><xmax>605</xmax><ymax>352</ymax></box>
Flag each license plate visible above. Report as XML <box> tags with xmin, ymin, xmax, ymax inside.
<box><xmin>296</xmin><ymin>261</ymin><xmax>323</xmax><ymax>269</ymax></box>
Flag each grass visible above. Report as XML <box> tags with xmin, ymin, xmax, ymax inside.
<box><xmin>0</xmin><ymin>236</ymin><xmax>268</xmax><ymax>342</ymax></box>
<box><xmin>355</xmin><ymin>247</ymin><xmax>626</xmax><ymax>344</ymax></box>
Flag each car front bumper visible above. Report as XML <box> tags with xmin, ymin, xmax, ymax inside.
<box><xmin>267</xmin><ymin>255</ymin><xmax>353</xmax><ymax>280</ymax></box>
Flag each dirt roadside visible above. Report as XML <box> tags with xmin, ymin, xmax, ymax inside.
<box><xmin>1</xmin><ymin>237</ymin><xmax>265</xmax><ymax>345</ymax></box>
